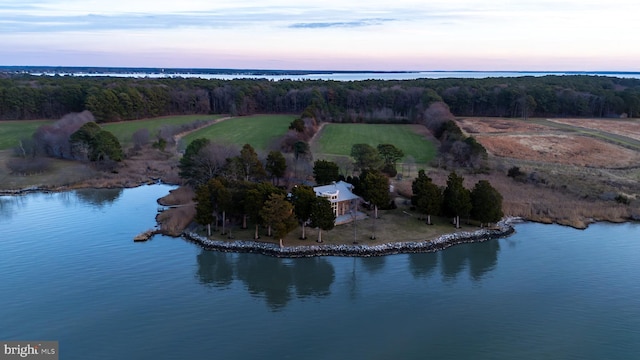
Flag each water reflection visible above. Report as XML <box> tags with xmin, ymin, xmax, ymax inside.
<box><xmin>195</xmin><ymin>250</ymin><xmax>336</xmax><ymax>311</ymax></box>
<box><xmin>468</xmin><ymin>240</ymin><xmax>500</xmax><ymax>281</ymax></box>
<box><xmin>0</xmin><ymin>197</ymin><xmax>15</xmax><ymax>220</ymax></box>
<box><xmin>440</xmin><ymin>245</ymin><xmax>468</xmax><ymax>281</ymax></box>
<box><xmin>0</xmin><ymin>195</ymin><xmax>28</xmax><ymax>221</ymax></box>
<box><xmin>408</xmin><ymin>253</ymin><xmax>438</xmax><ymax>279</ymax></box>
<box><xmin>194</xmin><ymin>240</ymin><xmax>499</xmax><ymax>310</ymax></box>
<box><xmin>196</xmin><ymin>250</ymin><xmax>234</xmax><ymax>288</ymax></box>
<box><xmin>409</xmin><ymin>240</ymin><xmax>501</xmax><ymax>282</ymax></box>
<box><xmin>235</xmin><ymin>253</ymin><xmax>293</xmax><ymax>311</ymax></box>
<box><xmin>292</xmin><ymin>258</ymin><xmax>334</xmax><ymax>297</ymax></box>
<box><xmin>74</xmin><ymin>188</ymin><xmax>123</xmax><ymax>207</ymax></box>
<box><xmin>360</xmin><ymin>256</ymin><xmax>386</xmax><ymax>274</ymax></box>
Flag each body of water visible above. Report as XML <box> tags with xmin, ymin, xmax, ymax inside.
<box><xmin>1</xmin><ymin>185</ymin><xmax>639</xmax><ymax>359</ymax></box>
<box><xmin>29</xmin><ymin>70</ymin><xmax>640</xmax><ymax>81</ymax></box>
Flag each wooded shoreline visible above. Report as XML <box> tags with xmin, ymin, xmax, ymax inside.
<box><xmin>182</xmin><ymin>218</ymin><xmax>518</xmax><ymax>258</ymax></box>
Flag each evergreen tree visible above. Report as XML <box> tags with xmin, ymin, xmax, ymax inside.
<box><xmin>293</xmin><ymin>141</ymin><xmax>311</xmax><ymax>161</ymax></box>
<box><xmin>265</xmin><ymin>150</ymin><xmax>287</xmax><ymax>186</ymax></box>
<box><xmin>245</xmin><ymin>182</ymin><xmax>282</xmax><ymax>239</ymax></box>
<box><xmin>377</xmin><ymin>143</ymin><xmax>404</xmax><ymax>176</ymax></box>
<box><xmin>260</xmin><ymin>193</ymin><xmax>297</xmax><ymax>246</ymax></box>
<box><xmin>471</xmin><ymin>180</ymin><xmax>504</xmax><ymax>226</ymax></box>
<box><xmin>229</xmin><ymin>180</ymin><xmax>249</xmax><ymax>230</ymax></box>
<box><xmin>69</xmin><ymin>121</ymin><xmax>101</xmax><ymax>146</ymax></box>
<box><xmin>289</xmin><ymin>118</ymin><xmax>305</xmax><ymax>132</ymax></box>
<box><xmin>361</xmin><ymin>170</ymin><xmax>390</xmax><ymax>239</ymax></box>
<box><xmin>351</xmin><ymin>143</ymin><xmax>383</xmax><ymax>171</ymax></box>
<box><xmin>210</xmin><ymin>178</ymin><xmax>232</xmax><ymax>236</ymax></box>
<box><xmin>411</xmin><ymin>170</ymin><xmax>442</xmax><ymax>225</ymax></box>
<box><xmin>69</xmin><ymin>121</ymin><xmax>123</xmax><ymax>162</ymax></box>
<box><xmin>194</xmin><ymin>182</ymin><xmax>215</xmax><ymax>236</ymax></box>
<box><xmin>442</xmin><ymin>171</ymin><xmax>472</xmax><ymax>228</ymax></box>
<box><xmin>291</xmin><ymin>185</ymin><xmax>317</xmax><ymax>239</ymax></box>
<box><xmin>244</xmin><ymin>187</ymin><xmax>264</xmax><ymax>239</ymax></box>
<box><xmin>310</xmin><ymin>197</ymin><xmax>335</xmax><ymax>243</ymax></box>
<box><xmin>238</xmin><ymin>143</ymin><xmax>266</xmax><ymax>181</ymax></box>
<box><xmin>313</xmin><ymin>159</ymin><xmax>340</xmax><ymax>185</ymax></box>
<box><xmin>90</xmin><ymin>130</ymin><xmax>123</xmax><ymax>162</ymax></box>
<box><xmin>178</xmin><ymin>138</ymin><xmax>210</xmax><ymax>186</ymax></box>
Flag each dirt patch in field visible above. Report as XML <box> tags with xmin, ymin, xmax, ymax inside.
<box><xmin>548</xmin><ymin>118</ymin><xmax>640</xmax><ymax>141</ymax></box>
<box><xmin>457</xmin><ymin>118</ymin><xmax>551</xmax><ymax>134</ymax></box>
<box><xmin>476</xmin><ymin>134</ymin><xmax>640</xmax><ymax>167</ymax></box>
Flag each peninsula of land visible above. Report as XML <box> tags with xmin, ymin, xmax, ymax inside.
<box><xmin>2</xmin><ymin>74</ymin><xmax>640</xmax><ymax>252</ymax></box>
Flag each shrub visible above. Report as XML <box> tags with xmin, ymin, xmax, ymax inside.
<box><xmin>507</xmin><ymin>166</ymin><xmax>524</xmax><ymax>178</ymax></box>
<box><xmin>6</xmin><ymin>157</ymin><xmax>52</xmax><ymax>175</ymax></box>
<box><xmin>615</xmin><ymin>194</ymin><xmax>631</xmax><ymax>205</ymax></box>
<box><xmin>382</xmin><ymin>163</ymin><xmax>398</xmax><ymax>177</ymax></box>
<box><xmin>153</xmin><ymin>138</ymin><xmax>167</xmax><ymax>151</ymax></box>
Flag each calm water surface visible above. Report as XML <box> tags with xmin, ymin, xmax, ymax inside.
<box><xmin>1</xmin><ymin>185</ymin><xmax>639</xmax><ymax>359</ymax></box>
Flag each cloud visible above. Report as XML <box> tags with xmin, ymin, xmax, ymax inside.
<box><xmin>0</xmin><ymin>3</ymin><xmax>457</xmax><ymax>34</ymax></box>
<box><xmin>0</xmin><ymin>12</ymin><xmax>261</xmax><ymax>33</ymax></box>
<box><xmin>289</xmin><ymin>18</ymin><xmax>394</xmax><ymax>28</ymax></box>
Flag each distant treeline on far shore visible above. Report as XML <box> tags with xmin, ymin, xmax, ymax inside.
<box><xmin>2</xmin><ymin>72</ymin><xmax>640</xmax><ymax>122</ymax></box>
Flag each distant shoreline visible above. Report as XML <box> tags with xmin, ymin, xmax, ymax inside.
<box><xmin>3</xmin><ymin>66</ymin><xmax>640</xmax><ymax>81</ymax></box>
<box><xmin>3</xmin><ymin>65</ymin><xmax>640</xmax><ymax>76</ymax></box>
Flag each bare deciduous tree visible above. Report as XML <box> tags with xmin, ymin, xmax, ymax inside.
<box><xmin>33</xmin><ymin>110</ymin><xmax>95</xmax><ymax>159</ymax></box>
<box><xmin>132</xmin><ymin>128</ymin><xmax>150</xmax><ymax>149</ymax></box>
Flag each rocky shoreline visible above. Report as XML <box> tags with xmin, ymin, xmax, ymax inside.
<box><xmin>182</xmin><ymin>217</ymin><xmax>520</xmax><ymax>258</ymax></box>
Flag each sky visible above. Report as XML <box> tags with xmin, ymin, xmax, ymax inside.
<box><xmin>1</xmin><ymin>0</ymin><xmax>639</xmax><ymax>71</ymax></box>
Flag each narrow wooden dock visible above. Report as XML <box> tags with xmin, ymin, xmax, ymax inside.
<box><xmin>133</xmin><ymin>229</ymin><xmax>159</xmax><ymax>242</ymax></box>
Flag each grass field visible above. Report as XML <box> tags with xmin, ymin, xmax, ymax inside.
<box><xmin>314</xmin><ymin>123</ymin><xmax>437</xmax><ymax>163</ymax></box>
<box><xmin>0</xmin><ymin>120</ymin><xmax>53</xmax><ymax>150</ymax></box>
<box><xmin>182</xmin><ymin>114</ymin><xmax>295</xmax><ymax>151</ymax></box>
<box><xmin>103</xmin><ymin>114</ymin><xmax>223</xmax><ymax>145</ymax></box>
<box><xmin>0</xmin><ymin>115</ymin><xmax>222</xmax><ymax>151</ymax></box>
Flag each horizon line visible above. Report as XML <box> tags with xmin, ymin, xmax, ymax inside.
<box><xmin>1</xmin><ymin>65</ymin><xmax>640</xmax><ymax>75</ymax></box>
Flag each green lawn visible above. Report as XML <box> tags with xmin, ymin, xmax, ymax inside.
<box><xmin>314</xmin><ymin>123</ymin><xmax>437</xmax><ymax>163</ymax></box>
<box><xmin>182</xmin><ymin>114</ymin><xmax>295</xmax><ymax>151</ymax></box>
<box><xmin>103</xmin><ymin>114</ymin><xmax>223</xmax><ymax>145</ymax></box>
<box><xmin>0</xmin><ymin>120</ymin><xmax>53</xmax><ymax>150</ymax></box>
<box><xmin>0</xmin><ymin>115</ymin><xmax>223</xmax><ymax>150</ymax></box>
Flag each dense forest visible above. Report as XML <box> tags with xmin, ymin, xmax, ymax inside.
<box><xmin>1</xmin><ymin>73</ymin><xmax>640</xmax><ymax>122</ymax></box>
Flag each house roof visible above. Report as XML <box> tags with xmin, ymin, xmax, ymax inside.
<box><xmin>314</xmin><ymin>181</ymin><xmax>360</xmax><ymax>203</ymax></box>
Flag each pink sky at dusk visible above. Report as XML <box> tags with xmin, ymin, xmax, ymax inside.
<box><xmin>2</xmin><ymin>0</ymin><xmax>639</xmax><ymax>71</ymax></box>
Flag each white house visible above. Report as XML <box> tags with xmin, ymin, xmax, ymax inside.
<box><xmin>313</xmin><ymin>181</ymin><xmax>364</xmax><ymax>225</ymax></box>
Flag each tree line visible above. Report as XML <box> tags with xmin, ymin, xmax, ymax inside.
<box><xmin>412</xmin><ymin>170</ymin><xmax>503</xmax><ymax>228</ymax></box>
<box><xmin>2</xmin><ymin>74</ymin><xmax>640</xmax><ymax>121</ymax></box>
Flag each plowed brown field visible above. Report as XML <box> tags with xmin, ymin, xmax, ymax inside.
<box><xmin>477</xmin><ymin>134</ymin><xmax>640</xmax><ymax>167</ymax></box>
<box><xmin>548</xmin><ymin>118</ymin><xmax>640</xmax><ymax>141</ymax></box>
<box><xmin>457</xmin><ymin>118</ymin><xmax>640</xmax><ymax>168</ymax></box>
<box><xmin>457</xmin><ymin>118</ymin><xmax>550</xmax><ymax>134</ymax></box>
